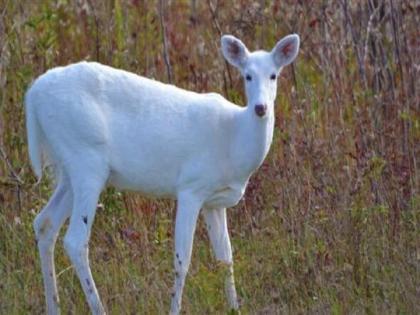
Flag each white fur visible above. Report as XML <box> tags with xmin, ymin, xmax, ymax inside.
<box><xmin>27</xmin><ymin>34</ymin><xmax>299</xmax><ymax>315</ymax></box>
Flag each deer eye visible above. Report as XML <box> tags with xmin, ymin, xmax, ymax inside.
<box><xmin>270</xmin><ymin>74</ymin><xmax>276</xmax><ymax>80</ymax></box>
<box><xmin>245</xmin><ymin>74</ymin><xmax>252</xmax><ymax>81</ymax></box>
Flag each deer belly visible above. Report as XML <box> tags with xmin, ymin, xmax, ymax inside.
<box><xmin>204</xmin><ymin>186</ymin><xmax>244</xmax><ymax>209</ymax></box>
<box><xmin>107</xmin><ymin>167</ymin><xmax>178</xmax><ymax>198</ymax></box>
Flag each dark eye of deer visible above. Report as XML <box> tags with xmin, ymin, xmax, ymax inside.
<box><xmin>245</xmin><ymin>75</ymin><xmax>252</xmax><ymax>81</ymax></box>
<box><xmin>270</xmin><ymin>74</ymin><xmax>276</xmax><ymax>80</ymax></box>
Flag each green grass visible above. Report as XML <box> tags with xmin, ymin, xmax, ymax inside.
<box><xmin>1</xmin><ymin>1</ymin><xmax>420</xmax><ymax>314</ymax></box>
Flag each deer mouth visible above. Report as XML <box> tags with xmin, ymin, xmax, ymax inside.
<box><xmin>254</xmin><ymin>104</ymin><xmax>267</xmax><ymax>117</ymax></box>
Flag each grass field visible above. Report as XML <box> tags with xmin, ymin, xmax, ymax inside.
<box><xmin>1</xmin><ymin>1</ymin><xmax>420</xmax><ymax>314</ymax></box>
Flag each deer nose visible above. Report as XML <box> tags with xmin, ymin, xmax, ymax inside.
<box><xmin>254</xmin><ymin>104</ymin><xmax>267</xmax><ymax>117</ymax></box>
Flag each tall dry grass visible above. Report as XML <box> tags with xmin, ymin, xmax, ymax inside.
<box><xmin>1</xmin><ymin>0</ymin><xmax>419</xmax><ymax>314</ymax></box>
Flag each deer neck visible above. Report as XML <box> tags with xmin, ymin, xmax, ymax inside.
<box><xmin>234</xmin><ymin>104</ymin><xmax>275</xmax><ymax>176</ymax></box>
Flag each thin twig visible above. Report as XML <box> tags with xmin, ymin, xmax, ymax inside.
<box><xmin>87</xmin><ymin>0</ymin><xmax>100</xmax><ymax>62</ymax></box>
<box><xmin>341</xmin><ymin>0</ymin><xmax>367</xmax><ymax>91</ymax></box>
<box><xmin>363</xmin><ymin>1</ymin><xmax>383</xmax><ymax>65</ymax></box>
<box><xmin>57</xmin><ymin>266</ymin><xmax>74</xmax><ymax>279</ymax></box>
<box><xmin>0</xmin><ymin>146</ymin><xmax>23</xmax><ymax>185</ymax></box>
<box><xmin>207</xmin><ymin>0</ymin><xmax>233</xmax><ymax>99</ymax></box>
<box><xmin>159</xmin><ymin>0</ymin><xmax>172</xmax><ymax>84</ymax></box>
<box><xmin>389</xmin><ymin>0</ymin><xmax>408</xmax><ymax>156</ymax></box>
<box><xmin>0</xmin><ymin>145</ymin><xmax>23</xmax><ymax>212</ymax></box>
<box><xmin>206</xmin><ymin>0</ymin><xmax>221</xmax><ymax>36</ymax></box>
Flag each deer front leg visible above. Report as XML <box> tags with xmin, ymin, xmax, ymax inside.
<box><xmin>170</xmin><ymin>192</ymin><xmax>202</xmax><ymax>315</ymax></box>
<box><xmin>204</xmin><ymin>207</ymin><xmax>239</xmax><ymax>312</ymax></box>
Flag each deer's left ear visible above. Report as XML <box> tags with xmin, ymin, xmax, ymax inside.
<box><xmin>271</xmin><ymin>34</ymin><xmax>300</xmax><ymax>68</ymax></box>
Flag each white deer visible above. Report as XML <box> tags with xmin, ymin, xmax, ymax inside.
<box><xmin>26</xmin><ymin>34</ymin><xmax>299</xmax><ymax>314</ymax></box>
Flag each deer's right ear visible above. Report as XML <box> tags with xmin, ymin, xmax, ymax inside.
<box><xmin>221</xmin><ymin>35</ymin><xmax>249</xmax><ymax>68</ymax></box>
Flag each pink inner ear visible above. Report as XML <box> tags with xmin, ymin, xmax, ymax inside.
<box><xmin>281</xmin><ymin>40</ymin><xmax>294</xmax><ymax>57</ymax></box>
<box><xmin>228</xmin><ymin>41</ymin><xmax>241</xmax><ymax>59</ymax></box>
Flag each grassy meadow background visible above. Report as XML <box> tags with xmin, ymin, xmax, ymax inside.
<box><xmin>1</xmin><ymin>0</ymin><xmax>420</xmax><ymax>314</ymax></box>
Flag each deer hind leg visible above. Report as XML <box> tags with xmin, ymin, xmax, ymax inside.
<box><xmin>34</xmin><ymin>172</ymin><xmax>73</xmax><ymax>315</ymax></box>
<box><xmin>203</xmin><ymin>207</ymin><xmax>239</xmax><ymax>311</ymax></box>
<box><xmin>170</xmin><ymin>192</ymin><xmax>202</xmax><ymax>315</ymax></box>
<box><xmin>63</xmin><ymin>163</ymin><xmax>108</xmax><ymax>315</ymax></box>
